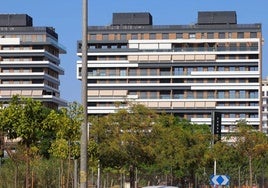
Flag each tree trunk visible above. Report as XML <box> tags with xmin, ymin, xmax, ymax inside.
<box><xmin>129</xmin><ymin>165</ymin><xmax>135</xmax><ymax>188</ymax></box>
<box><xmin>25</xmin><ymin>146</ymin><xmax>31</xmax><ymax>188</ymax></box>
<box><xmin>249</xmin><ymin>155</ymin><xmax>253</xmax><ymax>188</ymax></box>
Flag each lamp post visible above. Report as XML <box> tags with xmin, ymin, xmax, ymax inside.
<box><xmin>80</xmin><ymin>0</ymin><xmax>88</xmax><ymax>187</ymax></box>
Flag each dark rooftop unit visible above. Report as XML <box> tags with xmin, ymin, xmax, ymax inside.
<box><xmin>112</xmin><ymin>12</ymin><xmax>152</xmax><ymax>26</ymax></box>
<box><xmin>198</xmin><ymin>11</ymin><xmax>237</xmax><ymax>25</ymax></box>
<box><xmin>0</xmin><ymin>14</ymin><xmax>33</xmax><ymax>27</ymax></box>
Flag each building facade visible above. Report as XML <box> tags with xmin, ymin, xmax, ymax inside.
<box><xmin>0</xmin><ymin>14</ymin><xmax>66</xmax><ymax>109</ymax></box>
<box><xmin>262</xmin><ymin>77</ymin><xmax>268</xmax><ymax>134</ymax></box>
<box><xmin>77</xmin><ymin>11</ymin><xmax>262</xmax><ymax>131</ymax></box>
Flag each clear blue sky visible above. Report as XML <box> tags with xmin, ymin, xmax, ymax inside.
<box><xmin>1</xmin><ymin>0</ymin><xmax>267</xmax><ymax>103</ymax></box>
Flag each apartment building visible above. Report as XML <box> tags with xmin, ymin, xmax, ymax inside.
<box><xmin>77</xmin><ymin>11</ymin><xmax>262</xmax><ymax>131</ymax></box>
<box><xmin>0</xmin><ymin>14</ymin><xmax>66</xmax><ymax>109</ymax></box>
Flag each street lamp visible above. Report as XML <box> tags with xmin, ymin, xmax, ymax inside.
<box><xmin>80</xmin><ymin>0</ymin><xmax>88</xmax><ymax>187</ymax></box>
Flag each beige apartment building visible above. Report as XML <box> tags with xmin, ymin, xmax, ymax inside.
<box><xmin>77</xmin><ymin>11</ymin><xmax>263</xmax><ymax>132</ymax></box>
<box><xmin>0</xmin><ymin>14</ymin><xmax>66</xmax><ymax>109</ymax></box>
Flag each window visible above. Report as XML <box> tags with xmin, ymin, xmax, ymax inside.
<box><xmin>150</xmin><ymin>69</ymin><xmax>157</xmax><ymax>76</ymax></box>
<box><xmin>237</xmin><ymin>32</ymin><xmax>244</xmax><ymax>38</ymax></box>
<box><xmin>189</xmin><ymin>33</ymin><xmax>196</xmax><ymax>39</ymax></box>
<box><xmin>160</xmin><ymin>68</ymin><xmax>170</xmax><ymax>76</ymax></box>
<box><xmin>229</xmin><ymin>90</ymin><xmax>236</xmax><ymax>98</ymax></box>
<box><xmin>160</xmin><ymin>91</ymin><xmax>170</xmax><ymax>99</ymax></box>
<box><xmin>249</xmin><ymin>66</ymin><xmax>258</xmax><ymax>71</ymax></box>
<box><xmin>218</xmin><ymin>91</ymin><xmax>225</xmax><ymax>99</ymax></box>
<box><xmin>219</xmin><ymin>32</ymin><xmax>225</xmax><ymax>39</ymax></box>
<box><xmin>140</xmin><ymin>69</ymin><xmax>147</xmax><ymax>76</ymax></box>
<box><xmin>207</xmin><ymin>91</ymin><xmax>215</xmax><ymax>99</ymax></box>
<box><xmin>176</xmin><ymin>33</ymin><xmax>183</xmax><ymax>39</ymax></box>
<box><xmin>208</xmin><ymin>67</ymin><xmax>215</xmax><ymax>71</ymax></box>
<box><xmin>108</xmin><ymin>69</ymin><xmax>116</xmax><ymax>76</ymax></box>
<box><xmin>90</xmin><ymin>34</ymin><xmax>96</xmax><ymax>40</ymax></box>
<box><xmin>149</xmin><ymin>33</ymin><xmax>156</xmax><ymax>39</ymax></box>
<box><xmin>197</xmin><ymin>67</ymin><xmax>203</xmax><ymax>72</ymax></box>
<box><xmin>102</xmin><ymin>34</ymin><xmax>108</xmax><ymax>40</ymax></box>
<box><xmin>173</xmin><ymin>67</ymin><xmax>183</xmax><ymax>75</ymax></box>
<box><xmin>162</xmin><ymin>33</ymin><xmax>169</xmax><ymax>39</ymax></box>
<box><xmin>140</xmin><ymin>92</ymin><xmax>147</xmax><ymax>99</ymax></box>
<box><xmin>150</xmin><ymin>91</ymin><xmax>158</xmax><ymax>99</ymax></box>
<box><xmin>197</xmin><ymin>91</ymin><xmax>203</xmax><ymax>99</ymax></box>
<box><xmin>36</xmin><ymin>35</ymin><xmax>44</xmax><ymax>42</ymax></box>
<box><xmin>25</xmin><ymin>35</ymin><xmax>32</xmax><ymax>42</ymax></box>
<box><xmin>187</xmin><ymin>91</ymin><xmax>194</xmax><ymax>99</ymax></box>
<box><xmin>239</xmin><ymin>90</ymin><xmax>246</xmax><ymax>98</ymax></box>
<box><xmin>120</xmin><ymin>34</ymin><xmax>126</xmax><ymax>40</ymax></box>
<box><xmin>129</xmin><ymin>69</ymin><xmax>137</xmax><ymax>76</ymax></box>
<box><xmin>131</xmin><ymin>34</ymin><xmax>138</xmax><ymax>39</ymax></box>
<box><xmin>186</xmin><ymin>67</ymin><xmax>193</xmax><ymax>75</ymax></box>
<box><xmin>120</xmin><ymin>69</ymin><xmax>127</xmax><ymax>76</ymax></box>
<box><xmin>249</xmin><ymin>91</ymin><xmax>258</xmax><ymax>98</ymax></box>
<box><xmin>229</xmin><ymin>66</ymin><xmax>236</xmax><ymax>71</ymax></box>
<box><xmin>218</xmin><ymin>67</ymin><xmax>225</xmax><ymax>71</ymax></box>
<box><xmin>173</xmin><ymin>90</ymin><xmax>184</xmax><ymax>99</ymax></box>
<box><xmin>250</xmin><ymin>32</ymin><xmax>257</xmax><ymax>38</ymax></box>
<box><xmin>207</xmin><ymin>33</ymin><xmax>214</xmax><ymax>39</ymax></box>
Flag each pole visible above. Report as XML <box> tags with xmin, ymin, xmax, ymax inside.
<box><xmin>74</xmin><ymin>159</ymin><xmax>78</xmax><ymax>188</ymax></box>
<box><xmin>80</xmin><ymin>0</ymin><xmax>88</xmax><ymax>187</ymax></box>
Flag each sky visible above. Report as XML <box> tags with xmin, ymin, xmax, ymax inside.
<box><xmin>1</xmin><ymin>0</ymin><xmax>267</xmax><ymax>103</ymax></box>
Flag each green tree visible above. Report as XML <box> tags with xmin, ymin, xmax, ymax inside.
<box><xmin>48</xmin><ymin>102</ymin><xmax>82</xmax><ymax>188</ymax></box>
<box><xmin>89</xmin><ymin>104</ymin><xmax>160</xmax><ymax>188</ymax></box>
<box><xmin>228</xmin><ymin>120</ymin><xmax>268</xmax><ymax>187</ymax></box>
<box><xmin>0</xmin><ymin>96</ymin><xmax>52</xmax><ymax>188</ymax></box>
<box><xmin>154</xmin><ymin>115</ymin><xmax>211</xmax><ymax>187</ymax></box>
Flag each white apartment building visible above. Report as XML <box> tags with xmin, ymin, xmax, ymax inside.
<box><xmin>0</xmin><ymin>14</ymin><xmax>66</xmax><ymax>109</ymax></box>
<box><xmin>77</xmin><ymin>11</ymin><xmax>263</xmax><ymax>131</ymax></box>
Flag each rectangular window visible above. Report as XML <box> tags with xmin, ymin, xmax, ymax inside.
<box><xmin>162</xmin><ymin>33</ymin><xmax>169</xmax><ymax>39</ymax></box>
<box><xmin>150</xmin><ymin>69</ymin><xmax>157</xmax><ymax>76</ymax></box>
<box><xmin>218</xmin><ymin>91</ymin><xmax>225</xmax><ymax>99</ymax></box>
<box><xmin>102</xmin><ymin>34</ymin><xmax>108</xmax><ymax>40</ymax></box>
<box><xmin>219</xmin><ymin>32</ymin><xmax>225</xmax><ymax>39</ymax></box>
<box><xmin>140</xmin><ymin>92</ymin><xmax>147</xmax><ymax>99</ymax></box>
<box><xmin>239</xmin><ymin>90</ymin><xmax>246</xmax><ymax>98</ymax></box>
<box><xmin>250</xmin><ymin>32</ymin><xmax>257</xmax><ymax>38</ymax></box>
<box><xmin>173</xmin><ymin>90</ymin><xmax>184</xmax><ymax>99</ymax></box>
<box><xmin>208</xmin><ymin>67</ymin><xmax>215</xmax><ymax>71</ymax></box>
<box><xmin>120</xmin><ymin>69</ymin><xmax>127</xmax><ymax>76</ymax></box>
<box><xmin>140</xmin><ymin>69</ymin><xmax>147</xmax><ymax>76</ymax></box>
<box><xmin>150</xmin><ymin>91</ymin><xmax>158</xmax><ymax>99</ymax></box>
<box><xmin>149</xmin><ymin>33</ymin><xmax>156</xmax><ymax>39</ymax></box>
<box><xmin>131</xmin><ymin>34</ymin><xmax>138</xmax><ymax>39</ymax></box>
<box><xmin>187</xmin><ymin>91</ymin><xmax>194</xmax><ymax>99</ymax></box>
<box><xmin>207</xmin><ymin>91</ymin><xmax>215</xmax><ymax>99</ymax></box>
<box><xmin>207</xmin><ymin>33</ymin><xmax>214</xmax><ymax>39</ymax></box>
<box><xmin>90</xmin><ymin>34</ymin><xmax>96</xmax><ymax>40</ymax></box>
<box><xmin>129</xmin><ymin>69</ymin><xmax>137</xmax><ymax>76</ymax></box>
<box><xmin>189</xmin><ymin>33</ymin><xmax>196</xmax><ymax>39</ymax></box>
<box><xmin>160</xmin><ymin>91</ymin><xmax>170</xmax><ymax>99</ymax></box>
<box><xmin>229</xmin><ymin>90</ymin><xmax>236</xmax><ymax>98</ymax></box>
<box><xmin>120</xmin><ymin>34</ymin><xmax>126</xmax><ymax>40</ymax></box>
<box><xmin>237</xmin><ymin>32</ymin><xmax>244</xmax><ymax>38</ymax></box>
<box><xmin>176</xmin><ymin>33</ymin><xmax>183</xmax><ymax>39</ymax></box>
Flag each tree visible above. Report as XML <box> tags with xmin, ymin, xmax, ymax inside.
<box><xmin>229</xmin><ymin>120</ymin><xmax>268</xmax><ymax>187</ymax></box>
<box><xmin>47</xmin><ymin>102</ymin><xmax>83</xmax><ymax>188</ymax></box>
<box><xmin>0</xmin><ymin>96</ymin><xmax>52</xmax><ymax>188</ymax></box>
<box><xmin>89</xmin><ymin>104</ymin><xmax>160</xmax><ymax>188</ymax></box>
<box><xmin>154</xmin><ymin>115</ymin><xmax>211</xmax><ymax>187</ymax></box>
